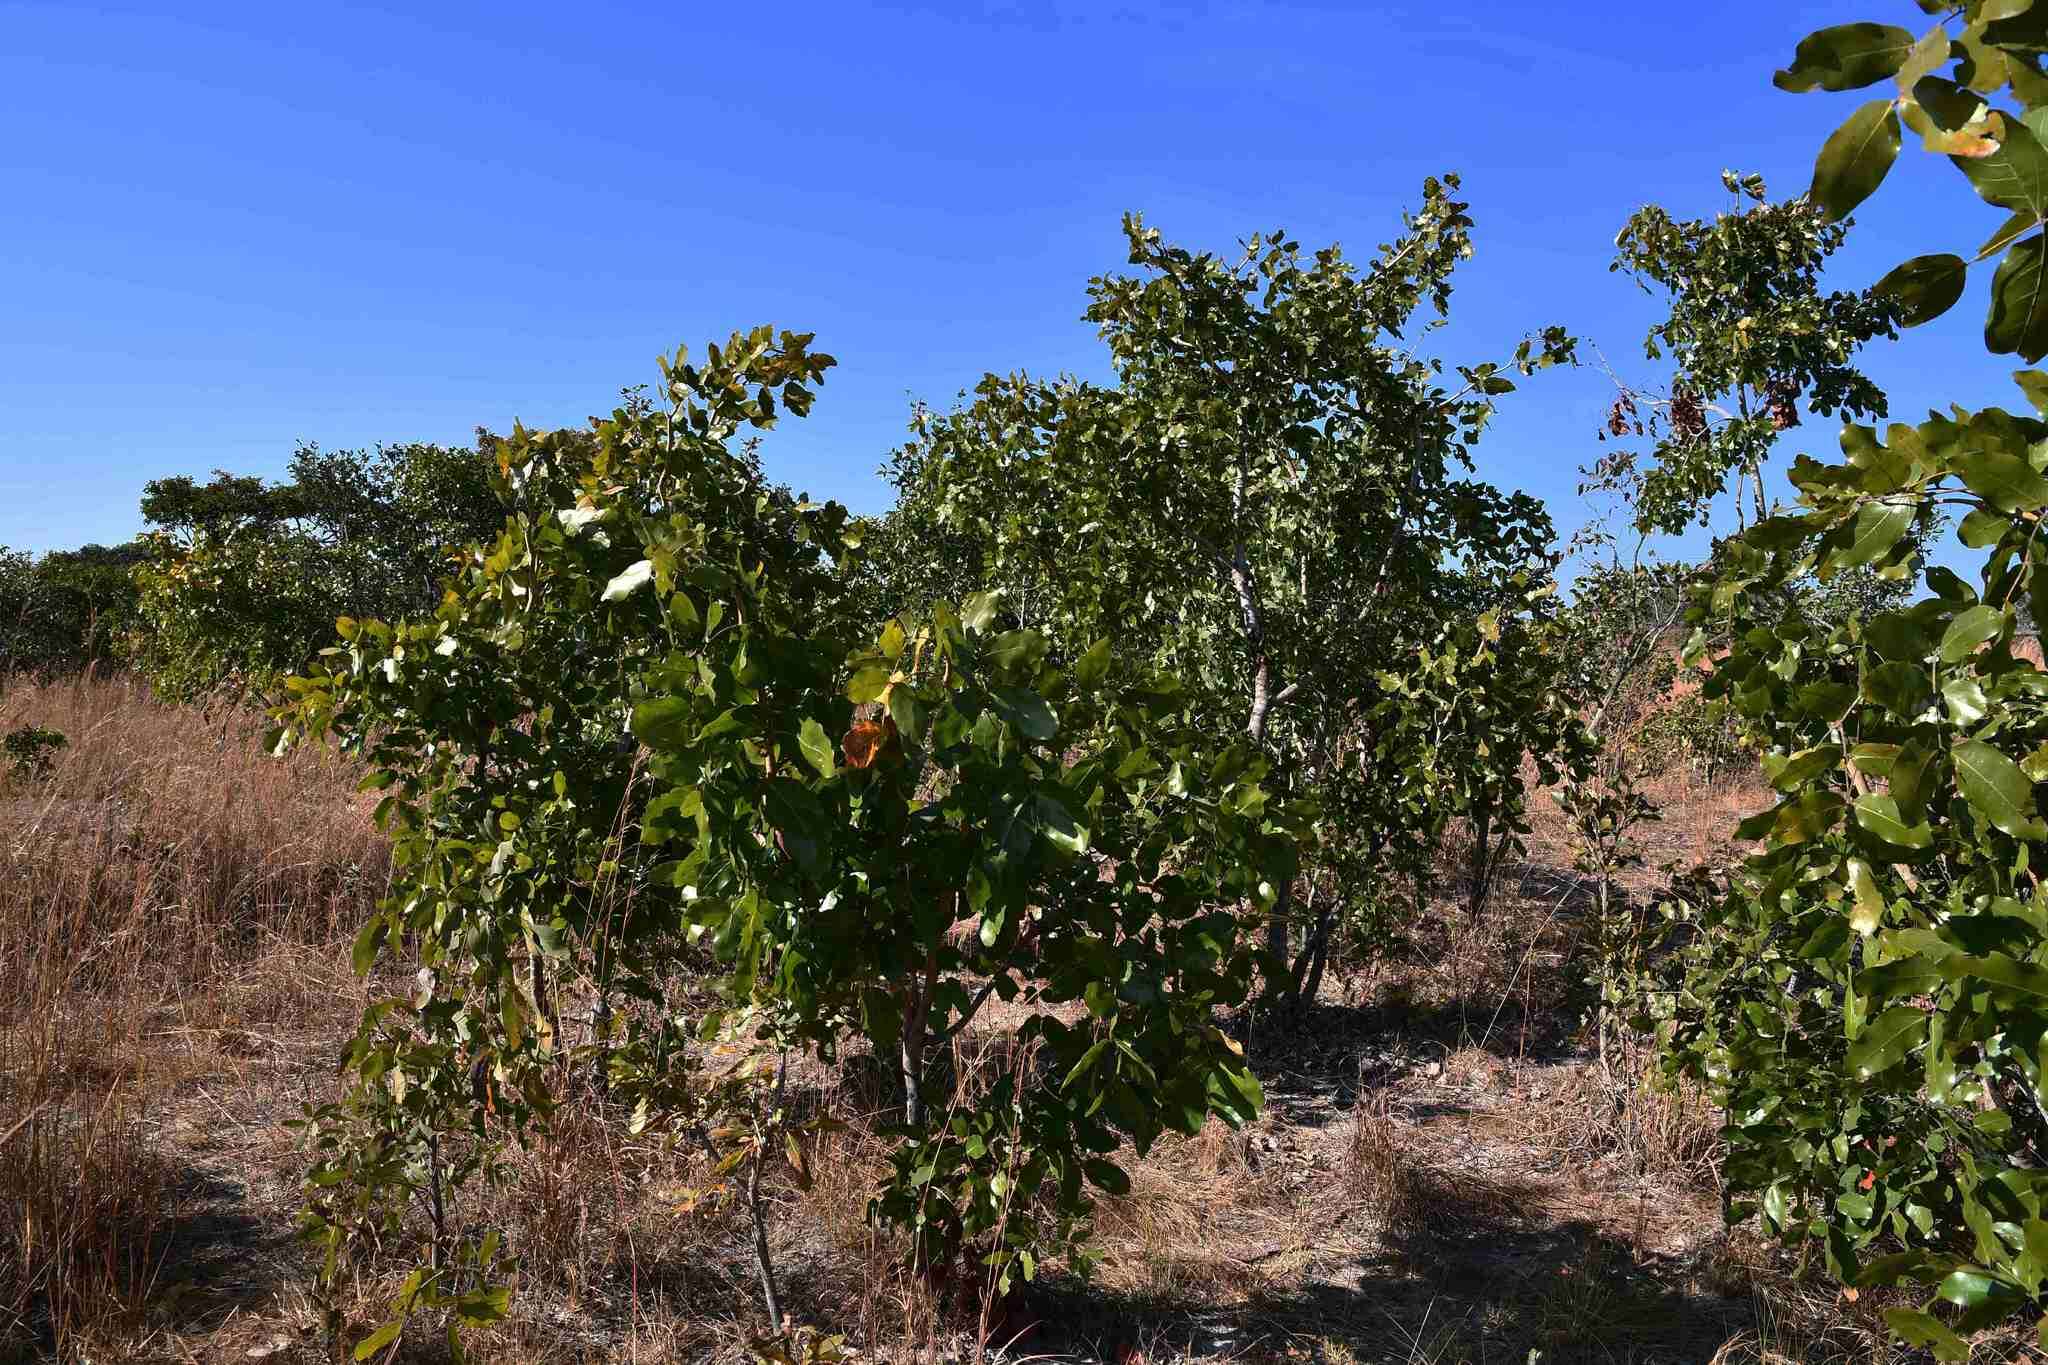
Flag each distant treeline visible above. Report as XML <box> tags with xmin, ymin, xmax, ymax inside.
<box><xmin>2</xmin><ymin>440</ymin><xmax>504</xmax><ymax>696</ymax></box>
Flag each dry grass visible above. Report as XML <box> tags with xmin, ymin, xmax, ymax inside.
<box><xmin>5</xmin><ymin>674</ymin><xmax>2035</xmax><ymax>1363</ymax></box>
<box><xmin>0</xmin><ymin>673</ymin><xmax>382</xmax><ymax>1359</ymax></box>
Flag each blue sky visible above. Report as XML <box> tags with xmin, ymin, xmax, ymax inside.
<box><xmin>0</xmin><ymin>1</ymin><xmax>2015</xmax><ymax>559</ymax></box>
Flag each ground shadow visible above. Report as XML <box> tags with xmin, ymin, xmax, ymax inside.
<box><xmin>1002</xmin><ymin>1178</ymin><xmax>1753</xmax><ymax>1364</ymax></box>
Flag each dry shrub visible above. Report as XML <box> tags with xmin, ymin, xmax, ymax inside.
<box><xmin>0</xmin><ymin>673</ymin><xmax>386</xmax><ymax>1358</ymax></box>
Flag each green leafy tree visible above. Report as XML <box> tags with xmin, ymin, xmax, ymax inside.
<box><xmin>1653</xmin><ymin>4</ymin><xmax>2048</xmax><ymax>1353</ymax></box>
<box><xmin>1599</xmin><ymin>173</ymin><xmax>1900</xmax><ymax>534</ymax></box>
<box><xmin>890</xmin><ymin>188</ymin><xmax>1586</xmax><ymax>989</ymax></box>
<box><xmin>281</xmin><ymin>331</ymin><xmax>1296</xmax><ymax>1356</ymax></box>
<box><xmin>134</xmin><ymin>442</ymin><xmax>505</xmax><ymax>699</ymax></box>
<box><xmin>0</xmin><ymin>541</ymin><xmax>147</xmax><ymax>682</ymax></box>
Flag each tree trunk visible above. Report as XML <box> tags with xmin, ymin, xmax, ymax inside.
<box><xmin>900</xmin><ymin>952</ymin><xmax>938</xmax><ymax>1127</ymax></box>
<box><xmin>746</xmin><ymin>1059</ymin><xmax>788</xmax><ymax>1332</ymax></box>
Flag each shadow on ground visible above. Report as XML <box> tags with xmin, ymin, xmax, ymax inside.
<box><xmin>1004</xmin><ymin>1188</ymin><xmax>1754</xmax><ymax>1364</ymax></box>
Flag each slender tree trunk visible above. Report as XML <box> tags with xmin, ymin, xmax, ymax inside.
<box><xmin>746</xmin><ymin>1059</ymin><xmax>788</xmax><ymax>1332</ymax></box>
<box><xmin>900</xmin><ymin>951</ymin><xmax>938</xmax><ymax>1127</ymax></box>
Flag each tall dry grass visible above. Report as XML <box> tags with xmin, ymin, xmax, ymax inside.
<box><xmin>0</xmin><ymin>672</ymin><xmax>387</xmax><ymax>1357</ymax></box>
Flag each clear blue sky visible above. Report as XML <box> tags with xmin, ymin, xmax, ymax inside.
<box><xmin>0</xmin><ymin>1</ymin><xmax>2012</xmax><ymax>558</ymax></box>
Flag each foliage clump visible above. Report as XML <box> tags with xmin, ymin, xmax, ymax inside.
<box><xmin>280</xmin><ymin>329</ymin><xmax>1297</xmax><ymax>1353</ymax></box>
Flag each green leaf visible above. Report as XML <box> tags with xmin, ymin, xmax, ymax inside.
<box><xmin>989</xmin><ymin>629</ymin><xmax>1048</xmax><ymax>674</ymax></box>
<box><xmin>355</xmin><ymin>1320</ymin><xmax>404</xmax><ymax>1361</ymax></box>
<box><xmin>1938</xmin><ymin>1266</ymin><xmax>2012</xmax><ymax>1311</ymax></box>
<box><xmin>1876</xmin><ymin>253</ymin><xmax>1968</xmax><ymax>326</ymax></box>
<box><xmin>1809</xmin><ymin>99</ymin><xmax>1903</xmax><ymax>222</ymax></box>
<box><xmin>453</xmin><ymin>1285</ymin><xmax>511</xmax><ymax>1326</ymax></box>
<box><xmin>1988</xmin><ymin>233</ymin><xmax>2048</xmax><ymax>362</ymax></box>
<box><xmin>600</xmin><ymin>559</ymin><xmax>654</xmax><ymax>602</ymax></box>
<box><xmin>1940</xmin><ymin>604</ymin><xmax>2007</xmax><ymax>662</ymax></box>
<box><xmin>1883</xmin><ymin>1309</ymin><xmax>1969</xmax><ymax>1362</ymax></box>
<box><xmin>1838</xmin><ymin>499</ymin><xmax>1914</xmax><ymax>567</ymax></box>
<box><xmin>1767</xmin><ymin>743</ymin><xmax>1842</xmax><ymax>792</ymax></box>
<box><xmin>993</xmin><ymin>686</ymin><xmax>1058</xmax><ymax>742</ymax></box>
<box><xmin>1955</xmin><ymin>737</ymin><xmax>2048</xmax><ymax>837</ymax></box>
<box><xmin>351</xmin><ymin>915</ymin><xmax>387</xmax><ymax>976</ymax></box>
<box><xmin>1855</xmin><ymin>793</ymin><xmax>1935</xmax><ymax>848</ymax></box>
<box><xmin>1847</xmin><ymin>858</ymin><xmax>1887</xmax><ymax>935</ymax></box>
<box><xmin>1074</xmin><ymin>637</ymin><xmax>1112</xmax><ymax>689</ymax></box>
<box><xmin>961</xmin><ymin>591</ymin><xmax>1001</xmax><ymax>631</ymax></box>
<box><xmin>631</xmin><ymin>696</ymin><xmax>694</xmax><ymax>749</ymax></box>
<box><xmin>1063</xmin><ymin>1038</ymin><xmax>1111</xmax><ymax>1091</ymax></box>
<box><xmin>1775</xmin><ymin>23</ymin><xmax>1916</xmax><ymax>92</ymax></box>
<box><xmin>1960</xmin><ymin>119</ymin><xmax>2048</xmax><ymax>219</ymax></box>
<box><xmin>1983</xmin><ymin>209</ymin><xmax>2042</xmax><ymax>261</ymax></box>
<box><xmin>877</xmin><ymin>619</ymin><xmax>906</xmax><ymax>661</ymax></box>
<box><xmin>1847</xmin><ymin>1005</ymin><xmax>1928</xmax><ymax>1080</ymax></box>
<box><xmin>846</xmin><ymin>663</ymin><xmax>892</xmax><ymax>704</ymax></box>
<box><xmin>1945</xmin><ymin>674</ymin><xmax>1990</xmax><ymax>725</ymax></box>
<box><xmin>1955</xmin><ymin>441</ymin><xmax>2048</xmax><ymax>510</ymax></box>
<box><xmin>886</xmin><ymin>685</ymin><xmax>927</xmax><ymax>744</ymax></box>
<box><xmin>1960</xmin><ymin>506</ymin><xmax>2012</xmax><ymax>546</ymax></box>
<box><xmin>1864</xmin><ymin>660</ymin><xmax>1933</xmax><ymax>716</ymax></box>
<box><xmin>1940</xmin><ymin>951</ymin><xmax>2048</xmax><ymax>1002</ymax></box>
<box><xmin>2018</xmin><ymin>367</ymin><xmax>2048</xmax><ymax>415</ymax></box>
<box><xmin>797</xmin><ymin>717</ymin><xmax>836</xmax><ymax>779</ymax></box>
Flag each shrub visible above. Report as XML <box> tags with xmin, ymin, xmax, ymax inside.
<box><xmin>279</xmin><ymin>330</ymin><xmax>1300</xmax><ymax>1354</ymax></box>
<box><xmin>2</xmin><ymin>724</ymin><xmax>66</xmax><ymax>780</ymax></box>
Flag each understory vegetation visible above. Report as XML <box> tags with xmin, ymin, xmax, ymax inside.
<box><xmin>19</xmin><ymin>4</ymin><xmax>2048</xmax><ymax>1361</ymax></box>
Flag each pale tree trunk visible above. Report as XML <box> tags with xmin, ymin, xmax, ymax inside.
<box><xmin>899</xmin><ymin>951</ymin><xmax>939</xmax><ymax>1127</ymax></box>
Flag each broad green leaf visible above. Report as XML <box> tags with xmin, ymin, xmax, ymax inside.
<box><xmin>1988</xmin><ymin>233</ymin><xmax>2048</xmax><ymax>362</ymax></box>
<box><xmin>1855</xmin><ymin>793</ymin><xmax>1934</xmax><ymax>848</ymax></box>
<box><xmin>1945</xmin><ymin>674</ymin><xmax>1990</xmax><ymax>724</ymax></box>
<box><xmin>630</xmin><ymin>696</ymin><xmax>694</xmax><ymax>749</ymax></box>
<box><xmin>1983</xmin><ymin>209</ymin><xmax>2042</xmax><ymax>261</ymax></box>
<box><xmin>1847</xmin><ymin>1005</ymin><xmax>1928</xmax><ymax>1079</ymax></box>
<box><xmin>993</xmin><ymin>686</ymin><xmax>1058</xmax><ymax>742</ymax></box>
<box><xmin>355</xmin><ymin>1320</ymin><xmax>404</xmax><ymax>1361</ymax></box>
<box><xmin>1940</xmin><ymin>604</ymin><xmax>2007</xmax><ymax>661</ymax></box>
<box><xmin>846</xmin><ymin>663</ymin><xmax>892</xmax><ymax>704</ymax></box>
<box><xmin>1883</xmin><ymin>1309</ymin><xmax>1969</xmax><ymax>1362</ymax></box>
<box><xmin>1074</xmin><ymin>636</ymin><xmax>1112</xmax><ymax>689</ymax></box>
<box><xmin>1847</xmin><ymin>858</ymin><xmax>1887</xmax><ymax>936</ymax></box>
<box><xmin>1864</xmin><ymin>659</ymin><xmax>1933</xmax><ymax>716</ymax></box>
<box><xmin>1837</xmin><ymin>498</ymin><xmax>1914</xmax><ymax>566</ymax></box>
<box><xmin>454</xmin><ymin>1285</ymin><xmax>511</xmax><ymax>1326</ymax></box>
<box><xmin>1954</xmin><ymin>738</ymin><xmax>2048</xmax><ymax>837</ymax></box>
<box><xmin>1895</xmin><ymin>24</ymin><xmax>1951</xmax><ymax>95</ymax></box>
<box><xmin>990</xmin><ymin>629</ymin><xmax>1048</xmax><ymax>674</ymax></box>
<box><xmin>878</xmin><ymin>619</ymin><xmax>907</xmax><ymax>661</ymax></box>
<box><xmin>1955</xmin><ymin>439</ymin><xmax>2048</xmax><ymax>509</ymax></box>
<box><xmin>797</xmin><ymin>717</ymin><xmax>836</xmax><ymax>779</ymax></box>
<box><xmin>2017</xmin><ymin>367</ymin><xmax>2048</xmax><ymax>415</ymax></box>
<box><xmin>1940</xmin><ymin>951</ymin><xmax>2048</xmax><ymax>1001</ymax></box>
<box><xmin>351</xmin><ymin>915</ymin><xmax>387</xmax><ymax>976</ymax></box>
<box><xmin>1083</xmin><ymin>1158</ymin><xmax>1131</xmax><ymax>1197</ymax></box>
<box><xmin>961</xmin><ymin>591</ymin><xmax>1001</xmax><ymax>631</ymax></box>
<box><xmin>1767</xmin><ymin>743</ymin><xmax>1842</xmax><ymax>792</ymax></box>
<box><xmin>1876</xmin><ymin>253</ymin><xmax>1968</xmax><ymax>326</ymax></box>
<box><xmin>1938</xmin><ymin>1266</ymin><xmax>2017</xmax><ymax>1312</ymax></box>
<box><xmin>1809</xmin><ymin>100</ymin><xmax>1902</xmax><ymax>223</ymax></box>
<box><xmin>1775</xmin><ymin>23</ymin><xmax>1916</xmax><ymax>92</ymax></box>
<box><xmin>1960</xmin><ymin>119</ymin><xmax>2048</xmax><ymax>218</ymax></box>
